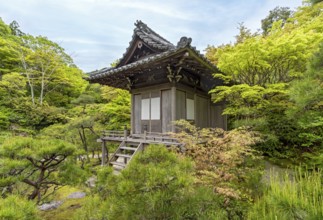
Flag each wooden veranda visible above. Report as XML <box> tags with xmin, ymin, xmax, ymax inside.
<box><xmin>99</xmin><ymin>130</ymin><xmax>182</xmax><ymax>172</ymax></box>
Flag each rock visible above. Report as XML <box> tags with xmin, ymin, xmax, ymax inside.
<box><xmin>38</xmin><ymin>200</ymin><xmax>63</xmax><ymax>211</ymax></box>
<box><xmin>67</xmin><ymin>192</ymin><xmax>86</xmax><ymax>199</ymax></box>
<box><xmin>262</xmin><ymin>160</ymin><xmax>294</xmax><ymax>184</ymax></box>
<box><xmin>86</xmin><ymin>176</ymin><xmax>97</xmax><ymax>188</ymax></box>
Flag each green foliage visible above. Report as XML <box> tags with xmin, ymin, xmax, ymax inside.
<box><xmin>0</xmin><ymin>110</ymin><xmax>10</xmax><ymax>130</ymax></box>
<box><xmin>288</xmin><ymin>42</ymin><xmax>323</xmax><ymax>148</ymax></box>
<box><xmin>79</xmin><ymin>145</ymin><xmax>223</xmax><ymax>219</ymax></box>
<box><xmin>98</xmin><ymin>89</ymin><xmax>130</xmax><ymax>130</ymax></box>
<box><xmin>0</xmin><ymin>17</ymin><xmax>128</xmax><ymax>217</ymax></box>
<box><xmin>18</xmin><ymin>35</ymin><xmax>87</xmax><ymax>107</ymax></box>
<box><xmin>9</xmin><ymin>20</ymin><xmax>25</xmax><ymax>37</ymax></box>
<box><xmin>0</xmin><ymin>195</ymin><xmax>39</xmax><ymax>220</ymax></box>
<box><xmin>235</xmin><ymin>23</ymin><xmax>258</xmax><ymax>44</ymax></box>
<box><xmin>207</xmin><ymin>3</ymin><xmax>323</xmax><ymax>160</ymax></box>
<box><xmin>0</xmin><ymin>137</ymin><xmax>79</xmax><ymax>202</ymax></box>
<box><xmin>58</xmin><ymin>158</ymin><xmax>89</xmax><ymax>186</ymax></box>
<box><xmin>73</xmin><ymin>195</ymin><xmax>102</xmax><ymax>220</ymax></box>
<box><xmin>0</xmin><ymin>18</ymin><xmax>12</xmax><ymax>36</ymax></box>
<box><xmin>173</xmin><ymin>120</ymin><xmax>264</xmax><ymax>219</ymax></box>
<box><xmin>215</xmin><ymin>27</ymin><xmax>321</xmax><ymax>86</ymax></box>
<box><xmin>104</xmin><ymin>145</ymin><xmax>195</xmax><ymax>219</ymax></box>
<box><xmin>248</xmin><ymin>168</ymin><xmax>323</xmax><ymax>220</ymax></box>
<box><xmin>261</xmin><ymin>7</ymin><xmax>293</xmax><ymax>35</ymax></box>
<box><xmin>311</xmin><ymin>0</ymin><xmax>323</xmax><ymax>5</ymax></box>
<box><xmin>0</xmin><ymin>29</ymin><xmax>20</xmax><ymax>75</ymax></box>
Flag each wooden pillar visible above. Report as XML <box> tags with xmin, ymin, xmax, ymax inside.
<box><xmin>124</xmin><ymin>126</ymin><xmax>128</xmax><ymax>141</ymax></box>
<box><xmin>171</xmin><ymin>85</ymin><xmax>176</xmax><ymax>132</ymax></box>
<box><xmin>130</xmin><ymin>93</ymin><xmax>134</xmax><ymax>135</ymax></box>
<box><xmin>208</xmin><ymin>98</ymin><xmax>211</xmax><ymax>128</ymax></box>
<box><xmin>194</xmin><ymin>93</ymin><xmax>197</xmax><ymax>126</ymax></box>
<box><xmin>101</xmin><ymin>140</ymin><xmax>108</xmax><ymax>166</ymax></box>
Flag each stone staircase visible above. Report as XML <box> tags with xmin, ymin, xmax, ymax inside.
<box><xmin>109</xmin><ymin>141</ymin><xmax>143</xmax><ymax>172</ymax></box>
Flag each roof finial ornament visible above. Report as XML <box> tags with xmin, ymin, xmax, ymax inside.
<box><xmin>135</xmin><ymin>20</ymin><xmax>143</xmax><ymax>26</ymax></box>
<box><xmin>177</xmin><ymin>37</ymin><xmax>192</xmax><ymax>48</ymax></box>
<box><xmin>135</xmin><ymin>20</ymin><xmax>147</xmax><ymax>29</ymax></box>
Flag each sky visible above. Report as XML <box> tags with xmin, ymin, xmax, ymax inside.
<box><xmin>0</xmin><ymin>0</ymin><xmax>303</xmax><ymax>72</ymax></box>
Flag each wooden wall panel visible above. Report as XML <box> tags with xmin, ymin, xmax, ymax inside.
<box><xmin>196</xmin><ymin>95</ymin><xmax>208</xmax><ymax>128</ymax></box>
<box><xmin>133</xmin><ymin>94</ymin><xmax>141</xmax><ymax>134</ymax></box>
<box><xmin>151</xmin><ymin>120</ymin><xmax>161</xmax><ymax>132</ymax></box>
<box><xmin>161</xmin><ymin>89</ymin><xmax>171</xmax><ymax>133</ymax></box>
<box><xmin>176</xmin><ymin>90</ymin><xmax>186</xmax><ymax>120</ymax></box>
<box><xmin>210</xmin><ymin>103</ymin><xmax>227</xmax><ymax>130</ymax></box>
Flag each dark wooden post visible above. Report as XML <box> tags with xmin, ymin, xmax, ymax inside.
<box><xmin>101</xmin><ymin>140</ymin><xmax>108</xmax><ymax>166</ymax></box>
<box><xmin>124</xmin><ymin>125</ymin><xmax>127</xmax><ymax>141</ymax></box>
<box><xmin>171</xmin><ymin>86</ymin><xmax>176</xmax><ymax>132</ymax></box>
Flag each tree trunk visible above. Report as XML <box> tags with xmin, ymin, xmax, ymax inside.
<box><xmin>40</xmin><ymin>66</ymin><xmax>45</xmax><ymax>105</ymax></box>
<box><xmin>19</xmin><ymin>50</ymin><xmax>35</xmax><ymax>106</ymax></box>
<box><xmin>28</xmin><ymin>187</ymin><xmax>40</xmax><ymax>201</ymax></box>
<box><xmin>78</xmin><ymin>126</ymin><xmax>89</xmax><ymax>162</ymax></box>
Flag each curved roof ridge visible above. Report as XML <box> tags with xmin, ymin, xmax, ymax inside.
<box><xmin>117</xmin><ymin>21</ymin><xmax>175</xmax><ymax>67</ymax></box>
<box><xmin>134</xmin><ymin>20</ymin><xmax>174</xmax><ymax>48</ymax></box>
<box><xmin>89</xmin><ymin>40</ymin><xmax>219</xmax><ymax>81</ymax></box>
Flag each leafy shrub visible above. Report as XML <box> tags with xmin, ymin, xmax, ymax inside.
<box><xmin>77</xmin><ymin>145</ymin><xmax>224</xmax><ymax>219</ymax></box>
<box><xmin>0</xmin><ymin>195</ymin><xmax>39</xmax><ymax>220</ymax></box>
<box><xmin>173</xmin><ymin>120</ymin><xmax>264</xmax><ymax>219</ymax></box>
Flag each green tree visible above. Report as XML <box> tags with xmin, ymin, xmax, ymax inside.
<box><xmin>0</xmin><ymin>18</ymin><xmax>11</xmax><ymax>36</ymax></box>
<box><xmin>98</xmin><ymin>89</ymin><xmax>130</xmax><ymax>130</ymax></box>
<box><xmin>78</xmin><ymin>145</ymin><xmax>223</xmax><ymax>219</ymax></box>
<box><xmin>235</xmin><ymin>23</ymin><xmax>257</xmax><ymax>44</ymax></box>
<box><xmin>208</xmin><ymin>3</ymin><xmax>323</xmax><ymax>157</ymax></box>
<box><xmin>9</xmin><ymin>20</ymin><xmax>25</xmax><ymax>37</ymax></box>
<box><xmin>288</xmin><ymin>42</ymin><xmax>323</xmax><ymax>148</ymax></box>
<box><xmin>0</xmin><ymin>19</ymin><xmax>21</xmax><ymax>77</ymax></box>
<box><xmin>261</xmin><ymin>7</ymin><xmax>293</xmax><ymax>35</ymax></box>
<box><xmin>311</xmin><ymin>0</ymin><xmax>323</xmax><ymax>5</ymax></box>
<box><xmin>0</xmin><ymin>137</ymin><xmax>83</xmax><ymax>203</ymax></box>
<box><xmin>19</xmin><ymin>35</ymin><xmax>86</xmax><ymax>106</ymax></box>
<box><xmin>0</xmin><ymin>72</ymin><xmax>27</xmax><ymax>130</ymax></box>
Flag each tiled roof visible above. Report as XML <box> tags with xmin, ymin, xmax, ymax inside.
<box><xmin>116</xmin><ymin>20</ymin><xmax>175</xmax><ymax>66</ymax></box>
<box><xmin>88</xmin><ymin>41</ymin><xmax>218</xmax><ymax>81</ymax></box>
<box><xmin>134</xmin><ymin>20</ymin><xmax>175</xmax><ymax>51</ymax></box>
<box><xmin>88</xmin><ymin>21</ymin><xmax>219</xmax><ymax>82</ymax></box>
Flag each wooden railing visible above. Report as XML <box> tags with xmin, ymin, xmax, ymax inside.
<box><xmin>102</xmin><ymin>130</ymin><xmax>127</xmax><ymax>139</ymax></box>
<box><xmin>131</xmin><ymin>131</ymin><xmax>179</xmax><ymax>143</ymax></box>
<box><xmin>102</xmin><ymin>130</ymin><xmax>179</xmax><ymax>144</ymax></box>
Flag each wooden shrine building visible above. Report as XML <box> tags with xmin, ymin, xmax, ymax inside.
<box><xmin>89</xmin><ymin>20</ymin><xmax>227</xmax><ymax>134</ymax></box>
<box><xmin>88</xmin><ymin>21</ymin><xmax>226</xmax><ymax>170</ymax></box>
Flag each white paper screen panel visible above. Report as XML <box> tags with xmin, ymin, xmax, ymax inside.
<box><xmin>141</xmin><ymin>99</ymin><xmax>150</xmax><ymax>120</ymax></box>
<box><xmin>150</xmin><ymin>97</ymin><xmax>160</xmax><ymax>120</ymax></box>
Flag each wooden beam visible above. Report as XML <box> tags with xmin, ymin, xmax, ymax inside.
<box><xmin>101</xmin><ymin>140</ymin><xmax>108</xmax><ymax>166</ymax></box>
<box><xmin>171</xmin><ymin>85</ymin><xmax>176</xmax><ymax>132</ymax></box>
